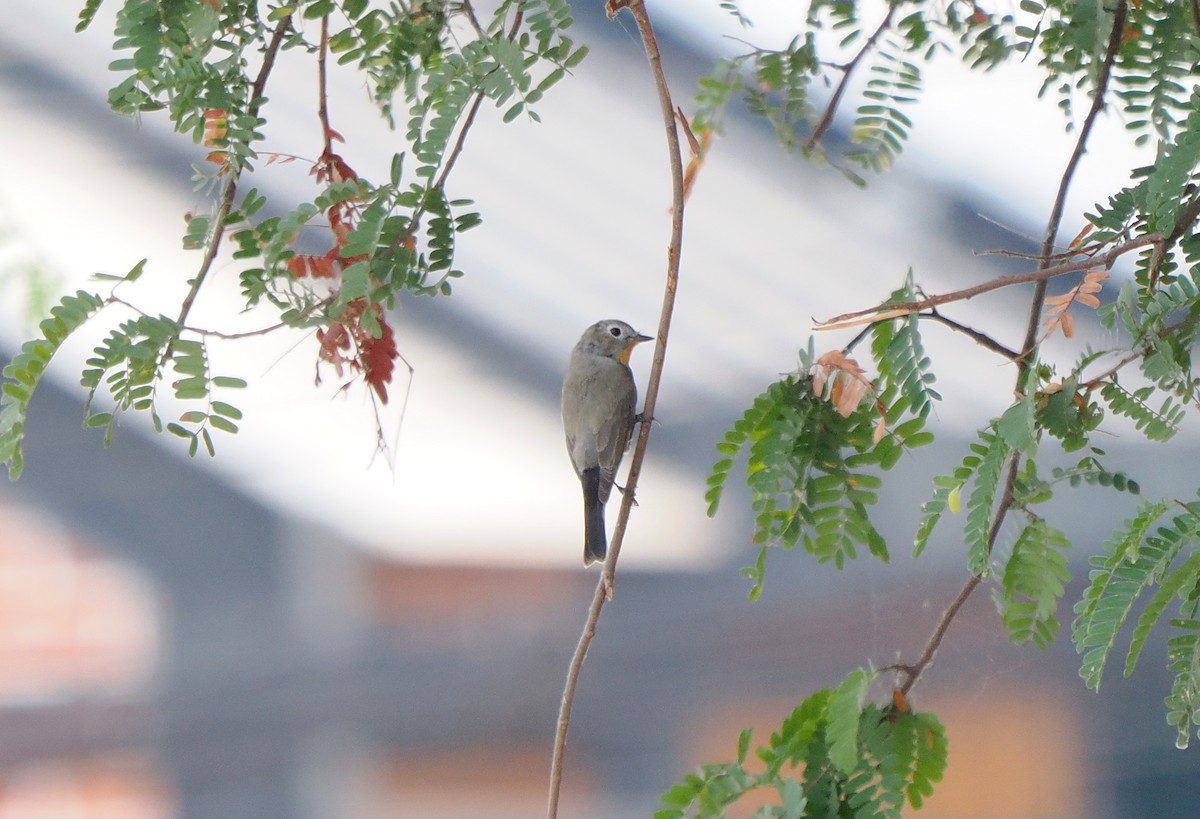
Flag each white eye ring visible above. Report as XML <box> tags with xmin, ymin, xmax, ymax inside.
<box><xmin>609</xmin><ymin>326</ymin><xmax>621</xmax><ymax>337</ymax></box>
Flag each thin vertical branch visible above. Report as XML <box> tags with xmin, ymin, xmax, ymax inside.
<box><xmin>174</xmin><ymin>16</ymin><xmax>292</xmax><ymax>331</ymax></box>
<box><xmin>545</xmin><ymin>2</ymin><xmax>686</xmax><ymax>816</ymax></box>
<box><xmin>318</xmin><ymin>15</ymin><xmax>331</xmax><ymax>151</ymax></box>
<box><xmin>805</xmin><ymin>3</ymin><xmax>898</xmax><ymax>153</ymax></box>
<box><xmin>897</xmin><ymin>0</ymin><xmax>1128</xmax><ymax>695</ymax></box>
<box><xmin>898</xmin><ymin>576</ymin><xmax>980</xmax><ymax>696</ymax></box>
<box><xmin>1022</xmin><ymin>0</ymin><xmax>1128</xmax><ymax>355</ymax></box>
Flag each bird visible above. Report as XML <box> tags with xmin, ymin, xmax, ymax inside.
<box><xmin>561</xmin><ymin>319</ymin><xmax>653</xmax><ymax>565</ymax></box>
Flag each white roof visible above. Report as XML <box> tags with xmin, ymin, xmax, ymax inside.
<box><xmin>0</xmin><ymin>1</ymin><xmax>1152</xmax><ymax>567</ymax></box>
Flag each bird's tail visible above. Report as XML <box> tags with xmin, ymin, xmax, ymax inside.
<box><xmin>581</xmin><ymin>466</ymin><xmax>607</xmax><ymax>565</ymax></box>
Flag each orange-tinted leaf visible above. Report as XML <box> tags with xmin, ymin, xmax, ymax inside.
<box><xmin>1059</xmin><ymin>311</ymin><xmax>1075</xmax><ymax>338</ymax></box>
<box><xmin>816</xmin><ymin>305</ymin><xmax>919</xmax><ymax>331</ymax></box>
<box><xmin>1068</xmin><ymin>224</ymin><xmax>1093</xmax><ymax>249</ymax></box>
<box><xmin>811</xmin><ymin>350</ymin><xmax>872</xmax><ymax>417</ymax></box>
<box><xmin>681</xmin><ymin>129</ymin><xmax>711</xmax><ymax>204</ymax></box>
<box><xmin>676</xmin><ymin>106</ymin><xmax>701</xmax><ymax>155</ymax></box>
<box><xmin>202</xmin><ymin>108</ymin><xmax>228</xmax><ymax>147</ymax></box>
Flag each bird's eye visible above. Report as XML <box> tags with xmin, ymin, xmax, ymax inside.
<box><xmin>609</xmin><ymin>326</ymin><xmax>622</xmax><ymax>337</ymax></box>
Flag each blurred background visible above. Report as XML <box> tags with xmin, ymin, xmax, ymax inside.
<box><xmin>1</xmin><ymin>0</ymin><xmax>1200</xmax><ymax>816</ymax></box>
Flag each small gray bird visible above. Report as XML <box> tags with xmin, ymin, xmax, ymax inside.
<box><xmin>562</xmin><ymin>319</ymin><xmax>653</xmax><ymax>565</ymax></box>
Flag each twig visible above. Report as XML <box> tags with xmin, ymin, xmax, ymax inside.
<box><xmin>1079</xmin><ymin>350</ymin><xmax>1142</xmax><ymax>390</ymax></box>
<box><xmin>819</xmin><ymin>231</ymin><xmax>1159</xmax><ymax>327</ymax></box>
<box><xmin>382</xmin><ymin>8</ymin><xmax>520</xmax><ymax>261</ymax></box>
<box><xmin>318</xmin><ymin>15</ymin><xmax>333</xmax><ymax>155</ymax></box>
<box><xmin>1164</xmin><ymin>190</ymin><xmax>1200</xmax><ymax>246</ymax></box>
<box><xmin>804</xmin><ymin>3</ymin><xmax>897</xmax><ymax>153</ymax></box>
<box><xmin>1022</xmin><ymin>0</ymin><xmax>1127</xmax><ymax>357</ymax></box>
<box><xmin>1079</xmin><ymin>311</ymin><xmax>1200</xmax><ymax>390</ymax></box>
<box><xmin>112</xmin><ymin>293</ymin><xmax>331</xmax><ymax>341</ymax></box>
<box><xmin>895</xmin><ymin>0</ymin><xmax>1129</xmax><ymax>697</ymax></box>
<box><xmin>434</xmin><ymin>93</ymin><xmax>486</xmax><ymax>192</ymax></box>
<box><xmin>173</xmin><ymin>16</ymin><xmax>292</xmax><ymax>333</ymax></box>
<box><xmin>923</xmin><ymin>310</ymin><xmax>1020</xmax><ymax>360</ymax></box>
<box><xmin>546</xmin><ymin>2</ymin><xmax>686</xmax><ymax>816</ymax></box>
<box><xmin>974</xmin><ymin>243</ymin><xmax>1102</xmax><ymax>262</ymax></box>
<box><xmin>460</xmin><ymin>0</ymin><xmax>486</xmax><ymax>37</ymax></box>
<box><xmin>897</xmin><ymin>576</ymin><xmax>980</xmax><ymax>695</ymax></box>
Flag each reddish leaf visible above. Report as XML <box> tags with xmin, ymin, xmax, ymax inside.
<box><xmin>314</xmin><ymin>299</ymin><xmax>399</xmax><ymax>403</ymax></box>
<box><xmin>202</xmin><ymin>108</ymin><xmax>228</xmax><ymax>146</ymax></box>
<box><xmin>360</xmin><ymin>308</ymin><xmax>398</xmax><ymax>403</ymax></box>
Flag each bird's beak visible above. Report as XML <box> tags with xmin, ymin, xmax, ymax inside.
<box><xmin>618</xmin><ymin>333</ymin><xmax>654</xmax><ymax>364</ymax></box>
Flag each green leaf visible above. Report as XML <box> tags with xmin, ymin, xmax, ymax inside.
<box><xmin>997</xmin><ymin>396</ymin><xmax>1036</xmax><ymax>454</ymax></box>
<box><xmin>996</xmin><ymin>519</ymin><xmax>1071</xmax><ymax>648</ymax></box>
<box><xmin>1127</xmin><ymin>550</ymin><xmax>1200</xmax><ymax>677</ymax></box>
<box><xmin>1</xmin><ymin>290</ymin><xmax>107</xmax><ymax>479</ymax></box>
<box><xmin>83</xmin><ymin>412</ymin><xmax>113</xmax><ymax>429</ymax></box>
<box><xmin>1165</xmin><ymin>620</ymin><xmax>1200</xmax><ymax>748</ymax></box>
<box><xmin>210</xmin><ymin>401</ymin><xmax>243</xmax><ymax>420</ymax></box>
<box><xmin>208</xmin><ymin>415</ymin><xmax>239</xmax><ymax>434</ymax></box>
<box><xmin>1073</xmin><ymin>500</ymin><xmax>1175</xmax><ymax>690</ymax></box>
<box><xmin>76</xmin><ymin>0</ymin><xmax>105</xmax><ymax>31</ymax></box>
<box><xmin>736</xmin><ymin>727</ymin><xmax>752</xmax><ymax>764</ymax></box>
<box><xmin>828</xmin><ymin>668</ymin><xmax>872</xmax><ymax>775</ymax></box>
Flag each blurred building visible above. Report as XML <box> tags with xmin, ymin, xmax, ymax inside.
<box><xmin>3</xmin><ymin>372</ymin><xmax>1200</xmax><ymax>818</ymax></box>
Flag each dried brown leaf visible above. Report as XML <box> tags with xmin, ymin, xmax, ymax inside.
<box><xmin>1059</xmin><ymin>311</ymin><xmax>1075</xmax><ymax>338</ymax></box>
<box><xmin>811</xmin><ymin>350</ymin><xmax>873</xmax><ymax>417</ymax></box>
<box><xmin>816</xmin><ymin>306</ymin><xmax>919</xmax><ymax>332</ymax></box>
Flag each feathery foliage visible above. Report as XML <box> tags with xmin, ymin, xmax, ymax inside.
<box><xmin>656</xmin><ymin>670</ymin><xmax>947</xmax><ymax>819</ymax></box>
<box><xmin>1</xmin><ymin>0</ymin><xmax>585</xmax><ymax>472</ymax></box>
<box><xmin>994</xmin><ymin>518</ymin><xmax>1071</xmax><ymax>648</ymax></box>
<box><xmin>708</xmin><ymin>330</ymin><xmax>940</xmax><ymax>599</ymax></box>
<box><xmin>0</xmin><ymin>290</ymin><xmax>107</xmax><ymax>479</ymax></box>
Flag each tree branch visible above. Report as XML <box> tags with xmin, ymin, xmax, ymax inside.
<box><xmin>173</xmin><ymin>15</ymin><xmax>292</xmax><ymax>333</ymax></box>
<box><xmin>819</xmin><ymin>231</ymin><xmax>1159</xmax><ymax>328</ymax></box>
<box><xmin>895</xmin><ymin>0</ymin><xmax>1129</xmax><ymax>697</ymax></box>
<box><xmin>923</xmin><ymin>309</ymin><xmax>1020</xmax><ymax>360</ymax></box>
<box><xmin>546</xmin><ymin>2</ymin><xmax>687</xmax><ymax>816</ymax></box>
<box><xmin>1022</xmin><ymin>0</ymin><xmax>1127</xmax><ymax>356</ymax></box>
<box><xmin>318</xmin><ymin>14</ymin><xmax>333</xmax><ymax>155</ymax></box>
<box><xmin>382</xmin><ymin>9</ymin><xmax>518</xmax><ymax>261</ymax></box>
<box><xmin>897</xmin><ymin>576</ymin><xmax>980</xmax><ymax>695</ymax></box>
<box><xmin>805</xmin><ymin>3</ymin><xmax>897</xmax><ymax>153</ymax></box>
